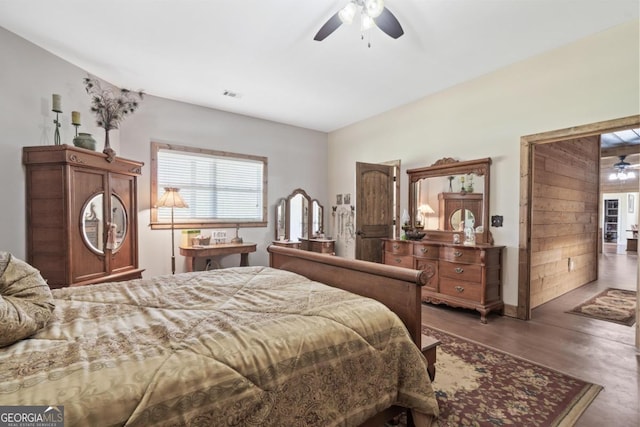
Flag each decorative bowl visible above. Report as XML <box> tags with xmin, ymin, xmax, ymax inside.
<box><xmin>405</xmin><ymin>230</ymin><xmax>426</xmax><ymax>240</ymax></box>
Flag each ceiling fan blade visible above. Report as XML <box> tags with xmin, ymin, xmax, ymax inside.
<box><xmin>375</xmin><ymin>7</ymin><xmax>404</xmax><ymax>39</ymax></box>
<box><xmin>314</xmin><ymin>12</ymin><xmax>343</xmax><ymax>41</ymax></box>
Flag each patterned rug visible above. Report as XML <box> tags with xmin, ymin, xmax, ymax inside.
<box><xmin>566</xmin><ymin>288</ymin><xmax>636</xmax><ymax>326</ymax></box>
<box><xmin>390</xmin><ymin>326</ymin><xmax>602</xmax><ymax>427</ymax></box>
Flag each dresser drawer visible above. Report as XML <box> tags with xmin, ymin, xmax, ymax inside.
<box><xmin>384</xmin><ymin>252</ymin><xmax>413</xmax><ymax>268</ymax></box>
<box><xmin>439</xmin><ymin>277</ymin><xmax>482</xmax><ymax>301</ymax></box>
<box><xmin>413</xmin><ymin>243</ymin><xmax>439</xmax><ymax>259</ymax></box>
<box><xmin>384</xmin><ymin>240</ymin><xmax>412</xmax><ymax>256</ymax></box>
<box><xmin>439</xmin><ymin>260</ymin><xmax>482</xmax><ymax>282</ymax></box>
<box><xmin>441</xmin><ymin>246</ymin><xmax>481</xmax><ymax>264</ymax></box>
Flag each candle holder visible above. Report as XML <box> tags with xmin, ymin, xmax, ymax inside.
<box><xmin>71</xmin><ymin>111</ymin><xmax>81</xmax><ymax>137</ymax></box>
<box><xmin>53</xmin><ymin>111</ymin><xmax>61</xmax><ymax>146</ymax></box>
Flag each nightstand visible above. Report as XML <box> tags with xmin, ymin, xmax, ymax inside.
<box><xmin>421</xmin><ymin>334</ymin><xmax>441</xmax><ymax>381</ymax></box>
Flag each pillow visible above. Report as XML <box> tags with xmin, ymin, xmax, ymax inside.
<box><xmin>0</xmin><ymin>252</ymin><xmax>55</xmax><ymax>347</ymax></box>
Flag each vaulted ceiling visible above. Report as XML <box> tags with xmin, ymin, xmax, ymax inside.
<box><xmin>0</xmin><ymin>0</ymin><xmax>638</xmax><ymax>132</ymax></box>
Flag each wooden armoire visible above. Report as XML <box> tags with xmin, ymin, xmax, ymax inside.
<box><xmin>23</xmin><ymin>145</ymin><xmax>144</xmax><ymax>288</ymax></box>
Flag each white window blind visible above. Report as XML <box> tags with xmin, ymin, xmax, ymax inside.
<box><xmin>156</xmin><ymin>147</ymin><xmax>266</xmax><ymax>224</ymax></box>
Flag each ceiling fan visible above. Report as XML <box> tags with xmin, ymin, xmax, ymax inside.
<box><xmin>314</xmin><ymin>0</ymin><xmax>404</xmax><ymax>42</ymax></box>
<box><xmin>609</xmin><ymin>154</ymin><xmax>640</xmax><ymax>181</ymax></box>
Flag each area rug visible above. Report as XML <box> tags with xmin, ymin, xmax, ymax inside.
<box><xmin>390</xmin><ymin>326</ymin><xmax>603</xmax><ymax>427</ymax></box>
<box><xmin>566</xmin><ymin>288</ymin><xmax>636</xmax><ymax>326</ymax></box>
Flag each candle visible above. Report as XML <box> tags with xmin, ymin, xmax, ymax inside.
<box><xmin>71</xmin><ymin>111</ymin><xmax>81</xmax><ymax>125</ymax></box>
<box><xmin>52</xmin><ymin>94</ymin><xmax>62</xmax><ymax>112</ymax></box>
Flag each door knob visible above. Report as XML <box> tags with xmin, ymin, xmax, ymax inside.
<box><xmin>356</xmin><ymin>230</ymin><xmax>365</xmax><ymax>236</ymax></box>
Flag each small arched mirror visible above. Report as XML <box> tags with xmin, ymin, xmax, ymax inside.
<box><xmin>275</xmin><ymin>198</ymin><xmax>287</xmax><ymax>240</ymax></box>
<box><xmin>81</xmin><ymin>193</ymin><xmax>104</xmax><ymax>254</ymax></box>
<box><xmin>289</xmin><ymin>192</ymin><xmax>309</xmax><ymax>241</ymax></box>
<box><xmin>312</xmin><ymin>200</ymin><xmax>323</xmax><ymax>235</ymax></box>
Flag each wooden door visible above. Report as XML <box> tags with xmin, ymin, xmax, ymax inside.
<box><xmin>355</xmin><ymin>162</ymin><xmax>395</xmax><ymax>262</ymax></box>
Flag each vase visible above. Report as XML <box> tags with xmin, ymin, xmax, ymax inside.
<box><xmin>103</xmin><ymin>128</ymin><xmax>116</xmax><ymax>162</ymax></box>
<box><xmin>72</xmin><ymin>132</ymin><xmax>96</xmax><ymax>151</ymax></box>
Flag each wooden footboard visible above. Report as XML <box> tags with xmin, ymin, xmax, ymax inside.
<box><xmin>267</xmin><ymin>245</ymin><xmax>426</xmax><ymax>347</ymax></box>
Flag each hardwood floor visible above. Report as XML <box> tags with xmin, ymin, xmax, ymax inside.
<box><xmin>422</xmin><ymin>250</ymin><xmax>639</xmax><ymax>426</ymax></box>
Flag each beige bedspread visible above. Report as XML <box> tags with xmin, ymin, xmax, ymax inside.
<box><xmin>0</xmin><ymin>266</ymin><xmax>438</xmax><ymax>426</ymax></box>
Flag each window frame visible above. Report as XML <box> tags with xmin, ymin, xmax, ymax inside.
<box><xmin>150</xmin><ymin>141</ymin><xmax>268</xmax><ymax>230</ymax></box>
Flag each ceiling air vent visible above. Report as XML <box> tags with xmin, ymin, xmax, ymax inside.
<box><xmin>222</xmin><ymin>90</ymin><xmax>241</xmax><ymax>98</ymax></box>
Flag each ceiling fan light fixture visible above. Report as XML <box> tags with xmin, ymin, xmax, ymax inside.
<box><xmin>608</xmin><ymin>155</ymin><xmax>638</xmax><ymax>181</ymax></box>
<box><xmin>609</xmin><ymin>170</ymin><xmax>636</xmax><ymax>181</ymax></box>
<box><xmin>339</xmin><ymin>2</ymin><xmax>357</xmax><ymax>24</ymax></box>
<box><xmin>364</xmin><ymin>0</ymin><xmax>385</xmax><ymax>18</ymax></box>
<box><xmin>361</xmin><ymin>12</ymin><xmax>375</xmax><ymax>31</ymax></box>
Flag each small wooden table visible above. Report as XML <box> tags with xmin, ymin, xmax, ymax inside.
<box><xmin>179</xmin><ymin>242</ymin><xmax>257</xmax><ymax>272</ymax></box>
<box><xmin>421</xmin><ymin>334</ymin><xmax>441</xmax><ymax>381</ymax></box>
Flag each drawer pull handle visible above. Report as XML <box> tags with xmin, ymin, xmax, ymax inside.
<box><xmin>394</xmin><ymin>258</ymin><xmax>402</xmax><ymax>264</ymax></box>
<box><xmin>454</xmin><ymin>267</ymin><xmax>464</xmax><ymax>274</ymax></box>
<box><xmin>454</xmin><ymin>251</ymin><xmax>463</xmax><ymax>257</ymax></box>
<box><xmin>455</xmin><ymin>286</ymin><xmax>464</xmax><ymax>293</ymax></box>
<box><xmin>393</xmin><ymin>244</ymin><xmax>399</xmax><ymax>249</ymax></box>
<box><xmin>420</xmin><ymin>248</ymin><xmax>429</xmax><ymax>254</ymax></box>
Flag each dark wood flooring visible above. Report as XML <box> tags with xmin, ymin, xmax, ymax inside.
<box><xmin>422</xmin><ymin>250</ymin><xmax>639</xmax><ymax>426</ymax></box>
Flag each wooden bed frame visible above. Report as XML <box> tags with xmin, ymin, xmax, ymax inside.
<box><xmin>268</xmin><ymin>245</ymin><xmax>432</xmax><ymax>427</ymax></box>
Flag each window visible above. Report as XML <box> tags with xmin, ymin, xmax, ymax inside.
<box><xmin>150</xmin><ymin>142</ymin><xmax>267</xmax><ymax>229</ymax></box>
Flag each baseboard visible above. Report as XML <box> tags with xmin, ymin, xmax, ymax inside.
<box><xmin>503</xmin><ymin>304</ymin><xmax>518</xmax><ymax>318</ymax></box>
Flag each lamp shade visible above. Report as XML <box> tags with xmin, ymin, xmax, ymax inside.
<box><xmin>419</xmin><ymin>204</ymin><xmax>435</xmax><ymax>214</ymax></box>
<box><xmin>157</xmin><ymin>187</ymin><xmax>188</xmax><ymax>209</ymax></box>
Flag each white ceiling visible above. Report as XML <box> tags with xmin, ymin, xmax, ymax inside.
<box><xmin>0</xmin><ymin>1</ymin><xmax>638</xmax><ymax>132</ymax></box>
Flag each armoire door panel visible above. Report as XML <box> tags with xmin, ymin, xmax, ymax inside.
<box><xmin>71</xmin><ymin>168</ymin><xmax>108</xmax><ymax>282</ymax></box>
<box><xmin>110</xmin><ymin>173</ymin><xmax>137</xmax><ymax>271</ymax></box>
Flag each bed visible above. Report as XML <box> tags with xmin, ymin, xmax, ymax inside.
<box><xmin>0</xmin><ymin>246</ymin><xmax>438</xmax><ymax>426</ymax></box>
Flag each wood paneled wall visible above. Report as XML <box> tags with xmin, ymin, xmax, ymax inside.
<box><xmin>531</xmin><ymin>136</ymin><xmax>599</xmax><ymax>308</ymax></box>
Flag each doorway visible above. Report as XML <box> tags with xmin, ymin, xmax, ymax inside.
<box><xmin>518</xmin><ymin>115</ymin><xmax>640</xmax><ymax>348</ymax></box>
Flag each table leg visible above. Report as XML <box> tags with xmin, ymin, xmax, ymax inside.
<box><xmin>185</xmin><ymin>256</ymin><xmax>196</xmax><ymax>272</ymax></box>
<box><xmin>240</xmin><ymin>253</ymin><xmax>249</xmax><ymax>267</ymax></box>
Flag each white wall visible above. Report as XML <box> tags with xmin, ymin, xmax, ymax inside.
<box><xmin>327</xmin><ymin>20</ymin><xmax>640</xmax><ymax>307</ymax></box>
<box><xmin>123</xmin><ymin>96</ymin><xmax>327</xmax><ymax>275</ymax></box>
<box><xmin>0</xmin><ymin>27</ymin><xmax>328</xmax><ymax>276</ymax></box>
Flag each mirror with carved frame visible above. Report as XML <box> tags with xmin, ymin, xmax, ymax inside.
<box><xmin>407</xmin><ymin>157</ymin><xmax>492</xmax><ymax>244</ymax></box>
<box><xmin>275</xmin><ymin>188</ymin><xmax>324</xmax><ymax>242</ymax></box>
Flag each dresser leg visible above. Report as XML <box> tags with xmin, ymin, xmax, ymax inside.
<box><xmin>479</xmin><ymin>309</ymin><xmax>488</xmax><ymax>324</ymax></box>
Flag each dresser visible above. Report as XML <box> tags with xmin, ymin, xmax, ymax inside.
<box><xmin>382</xmin><ymin>239</ymin><xmax>503</xmax><ymax>323</ymax></box>
<box><xmin>23</xmin><ymin>145</ymin><xmax>144</xmax><ymax>288</ymax></box>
